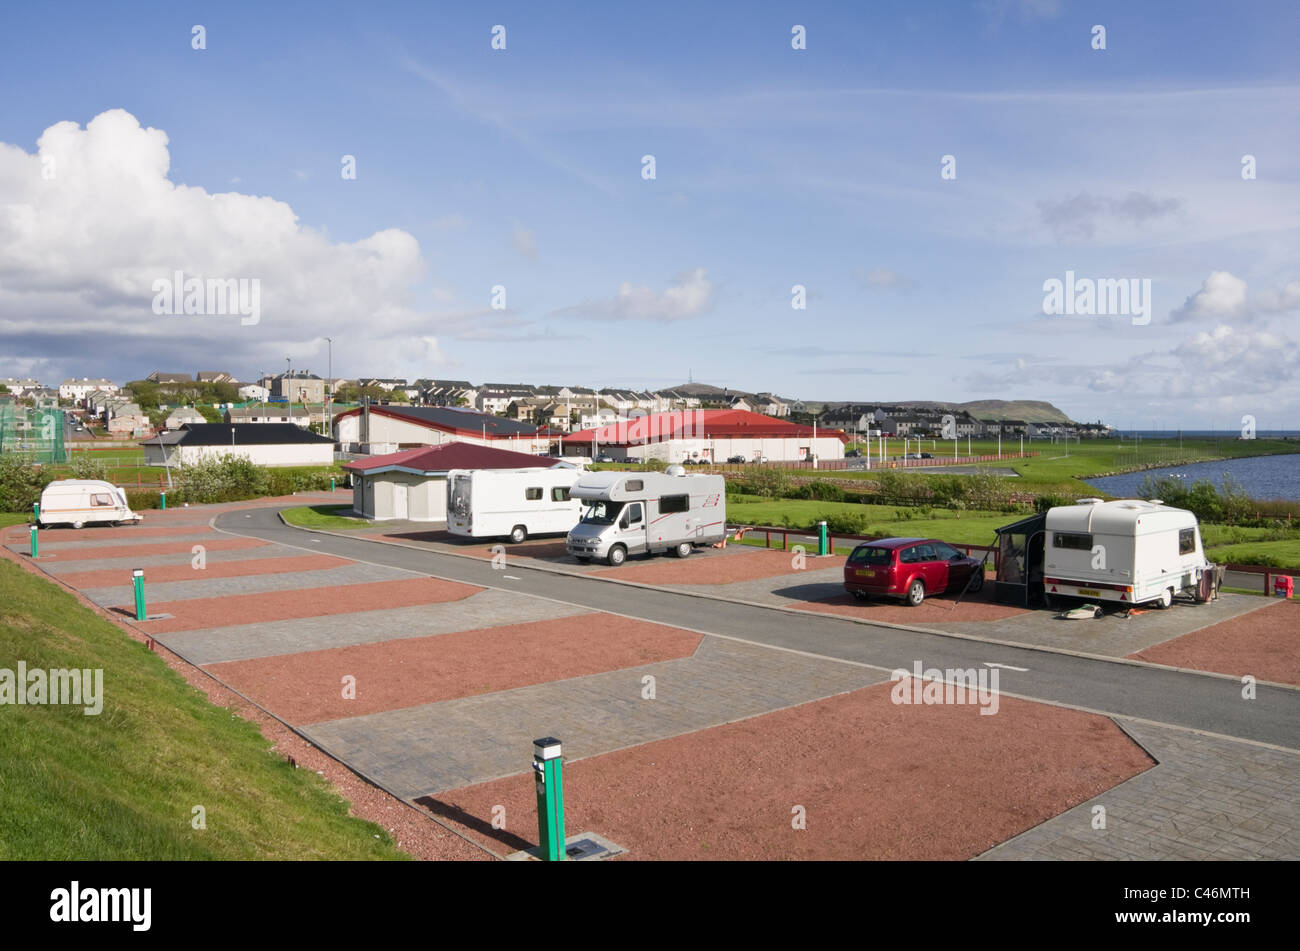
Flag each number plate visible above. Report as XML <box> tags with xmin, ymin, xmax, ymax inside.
<box><xmin>857</xmin><ymin>569</ymin><xmax>875</xmax><ymax>578</ymax></box>
<box><xmin>1077</xmin><ymin>588</ymin><xmax>1101</xmax><ymax>597</ymax></box>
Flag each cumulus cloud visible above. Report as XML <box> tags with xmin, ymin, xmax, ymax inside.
<box><xmin>0</xmin><ymin>109</ymin><xmax>444</xmax><ymax>379</ymax></box>
<box><xmin>1169</xmin><ymin>270</ymin><xmax>1249</xmax><ymax>322</ymax></box>
<box><xmin>554</xmin><ymin>268</ymin><xmax>715</xmax><ymax>322</ymax></box>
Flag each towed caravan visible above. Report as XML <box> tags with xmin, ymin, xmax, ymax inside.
<box><xmin>566</xmin><ymin>467</ymin><xmax>726</xmax><ymax>566</ymax></box>
<box><xmin>38</xmin><ymin>479</ymin><xmax>142</xmax><ymax>529</ymax></box>
<box><xmin>995</xmin><ymin>498</ymin><xmax>1224</xmax><ymax>609</ymax></box>
<box><xmin>446</xmin><ymin>466</ymin><xmax>583</xmax><ymax>543</ymax></box>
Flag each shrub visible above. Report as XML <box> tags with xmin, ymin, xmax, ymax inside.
<box><xmin>822</xmin><ymin>511</ymin><xmax>871</xmax><ymax>535</ymax></box>
<box><xmin>0</xmin><ymin>452</ymin><xmax>52</xmax><ymax>513</ymax></box>
<box><xmin>68</xmin><ymin>453</ymin><xmax>109</xmax><ymax>482</ymax></box>
<box><xmin>125</xmin><ymin>489</ymin><xmax>163</xmax><ymax>510</ymax></box>
<box><xmin>801</xmin><ymin>480</ymin><xmax>845</xmax><ymax>502</ymax></box>
<box><xmin>1034</xmin><ymin>494</ymin><xmax>1070</xmax><ymax>513</ymax></box>
<box><xmin>642</xmin><ymin>457</ymin><xmax>667</xmax><ymax>472</ymax></box>
<box><xmin>744</xmin><ymin>467</ymin><xmax>791</xmax><ymax>499</ymax></box>
<box><xmin>174</xmin><ymin>454</ymin><xmax>269</xmax><ymax>504</ymax></box>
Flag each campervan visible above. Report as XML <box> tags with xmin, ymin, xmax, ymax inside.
<box><xmin>446</xmin><ymin>467</ymin><xmax>583</xmax><ymax>543</ymax></box>
<box><xmin>566</xmin><ymin>467</ymin><xmax>726</xmax><ymax>566</ymax></box>
<box><xmin>38</xmin><ymin>479</ymin><xmax>142</xmax><ymax>529</ymax></box>
<box><xmin>1041</xmin><ymin>498</ymin><xmax>1223</xmax><ymax>609</ymax></box>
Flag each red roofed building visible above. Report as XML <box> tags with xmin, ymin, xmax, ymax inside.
<box><xmin>559</xmin><ymin>409</ymin><xmax>847</xmax><ymax>464</ymax></box>
<box><xmin>342</xmin><ymin>441</ymin><xmax>571</xmax><ymax>522</ymax></box>
<box><xmin>333</xmin><ymin>403</ymin><xmax>553</xmax><ymax>454</ymax></box>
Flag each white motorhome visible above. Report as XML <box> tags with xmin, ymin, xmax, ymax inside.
<box><xmin>1042</xmin><ymin>498</ymin><xmax>1222</xmax><ymax>609</ymax></box>
<box><xmin>446</xmin><ymin>467</ymin><xmax>583</xmax><ymax>543</ymax></box>
<box><xmin>38</xmin><ymin>479</ymin><xmax>142</xmax><ymax>529</ymax></box>
<box><xmin>566</xmin><ymin>467</ymin><xmax>726</xmax><ymax>566</ymax></box>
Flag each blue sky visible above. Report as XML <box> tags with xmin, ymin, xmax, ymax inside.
<box><xmin>0</xmin><ymin>0</ymin><xmax>1297</xmax><ymax>427</ymax></box>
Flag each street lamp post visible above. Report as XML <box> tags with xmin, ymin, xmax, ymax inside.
<box><xmin>325</xmin><ymin>337</ymin><xmax>333</xmax><ymax>439</ymax></box>
<box><xmin>286</xmin><ymin>357</ymin><xmax>292</xmax><ymax>424</ymax></box>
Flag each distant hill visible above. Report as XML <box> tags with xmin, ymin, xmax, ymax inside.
<box><xmin>896</xmin><ymin>400</ymin><xmax>1076</xmax><ymax>424</ymax></box>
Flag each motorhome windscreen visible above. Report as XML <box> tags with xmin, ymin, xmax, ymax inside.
<box><xmin>848</xmin><ymin>546</ymin><xmax>892</xmax><ymax>566</ymax></box>
<box><xmin>450</xmin><ymin>476</ymin><xmax>471</xmax><ymax>517</ymax></box>
<box><xmin>582</xmin><ymin>500</ymin><xmax>624</xmax><ymax>525</ymax></box>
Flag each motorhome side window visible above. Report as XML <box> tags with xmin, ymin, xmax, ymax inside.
<box><xmin>1053</xmin><ymin>532</ymin><xmax>1092</xmax><ymax>550</ymax></box>
<box><xmin>551</xmin><ymin>487</ymin><xmax>571</xmax><ymax>502</ymax></box>
<box><xmin>624</xmin><ymin>480</ymin><xmax>643</xmax><ymax>492</ymax></box>
<box><xmin>659</xmin><ymin>494</ymin><xmax>689</xmax><ymax>514</ymax></box>
<box><xmin>1179</xmin><ymin>528</ymin><xmax>1196</xmax><ymax>554</ymax></box>
<box><xmin>525</xmin><ymin>487</ymin><xmax>542</xmax><ymax>501</ymax></box>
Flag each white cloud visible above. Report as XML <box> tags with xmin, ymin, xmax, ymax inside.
<box><xmin>1256</xmin><ymin>280</ymin><xmax>1300</xmax><ymax>314</ymax></box>
<box><xmin>1170</xmin><ymin>270</ymin><xmax>1249</xmax><ymax>322</ymax></box>
<box><xmin>554</xmin><ymin>268</ymin><xmax>716</xmax><ymax>322</ymax></box>
<box><xmin>0</xmin><ymin>109</ymin><xmax>444</xmax><ymax>377</ymax></box>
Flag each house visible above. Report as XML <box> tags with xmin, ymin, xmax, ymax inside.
<box><xmin>343</xmin><ymin>442</ymin><xmax>561</xmax><ymax>522</ymax></box>
<box><xmin>269</xmin><ymin>371</ymin><xmax>326</xmax><ymax>405</ymax></box>
<box><xmin>560</xmin><ymin>409</ymin><xmax>848</xmax><ymax>464</ymax></box>
<box><xmin>165</xmin><ymin>407</ymin><xmax>207</xmax><ymax>429</ymax></box>
<box><xmin>196</xmin><ymin>371</ymin><xmax>236</xmax><ymax>384</ymax></box>
<box><xmin>476</xmin><ymin>384</ymin><xmax>536</xmax><ymax>415</ymax></box>
<box><xmin>418</xmin><ymin>379</ymin><xmax>477</xmax><ymax>407</ymax></box>
<box><xmin>103</xmin><ymin>399</ymin><xmax>151</xmax><ymax>437</ymax></box>
<box><xmin>238</xmin><ymin>383</ymin><xmax>270</xmax><ymax>402</ymax></box>
<box><xmin>59</xmin><ymin>378</ymin><xmax>119</xmax><ymax>402</ymax></box>
<box><xmin>0</xmin><ymin>378</ymin><xmax>43</xmax><ymax>396</ymax></box>
<box><xmin>146</xmin><ymin>371</ymin><xmax>193</xmax><ymax>384</ymax></box>
<box><xmin>142</xmin><ymin>423</ymin><xmax>335</xmax><ymax>468</ymax></box>
<box><xmin>333</xmin><ymin>403</ymin><xmax>548</xmax><ymax>455</ymax></box>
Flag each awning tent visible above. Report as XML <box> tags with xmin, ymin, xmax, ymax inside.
<box><xmin>993</xmin><ymin>511</ymin><xmax>1047</xmax><ymax>607</ymax></box>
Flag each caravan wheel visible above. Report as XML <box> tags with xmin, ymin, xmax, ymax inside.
<box><xmin>1153</xmin><ymin>587</ymin><xmax>1174</xmax><ymax>609</ymax></box>
<box><xmin>72</xmin><ymin>520</ymin><xmax>84</xmax><ymax>530</ymax></box>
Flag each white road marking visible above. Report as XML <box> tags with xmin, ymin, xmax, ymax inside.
<box><xmin>503</xmin><ymin>574</ymin><xmax>522</xmax><ymax>580</ymax></box>
<box><xmin>984</xmin><ymin>662</ymin><xmax>1030</xmax><ymax>672</ymax></box>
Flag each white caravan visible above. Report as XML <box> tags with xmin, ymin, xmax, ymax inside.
<box><xmin>38</xmin><ymin>479</ymin><xmax>142</xmax><ymax>529</ymax></box>
<box><xmin>446</xmin><ymin>467</ymin><xmax>583</xmax><ymax>543</ymax></box>
<box><xmin>1043</xmin><ymin>498</ymin><xmax>1222</xmax><ymax>609</ymax></box>
<box><xmin>566</xmin><ymin>467</ymin><xmax>727</xmax><ymax>566</ymax></box>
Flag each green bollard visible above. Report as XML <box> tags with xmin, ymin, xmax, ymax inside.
<box><xmin>30</xmin><ymin>525</ymin><xmax>38</xmax><ymax>559</ymax></box>
<box><xmin>818</xmin><ymin>520</ymin><xmax>829</xmax><ymax>557</ymax></box>
<box><xmin>133</xmin><ymin>568</ymin><xmax>146</xmax><ymax>621</ymax></box>
<box><xmin>330</xmin><ymin>477</ymin><xmax>335</xmax><ymax>492</ymax></box>
<box><xmin>160</xmin><ymin>491</ymin><xmax>166</xmax><ymax>510</ymax></box>
<box><xmin>33</xmin><ymin>501</ymin><xmax>40</xmax><ymax>521</ymax></box>
<box><xmin>533</xmin><ymin>737</ymin><xmax>566</xmax><ymax>861</ymax></box>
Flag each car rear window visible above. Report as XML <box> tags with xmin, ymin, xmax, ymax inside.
<box><xmin>849</xmin><ymin>546</ymin><xmax>892</xmax><ymax>566</ymax></box>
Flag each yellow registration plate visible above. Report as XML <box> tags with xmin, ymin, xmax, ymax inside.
<box><xmin>1077</xmin><ymin>588</ymin><xmax>1101</xmax><ymax>597</ymax></box>
<box><xmin>857</xmin><ymin>569</ymin><xmax>875</xmax><ymax>578</ymax></box>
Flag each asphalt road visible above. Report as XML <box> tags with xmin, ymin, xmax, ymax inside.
<box><xmin>217</xmin><ymin>507</ymin><xmax>1300</xmax><ymax>751</ymax></box>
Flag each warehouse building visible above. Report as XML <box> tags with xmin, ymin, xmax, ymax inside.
<box><xmin>343</xmin><ymin>442</ymin><xmax>561</xmax><ymax>522</ymax></box>
<box><xmin>333</xmin><ymin>403</ymin><xmax>549</xmax><ymax>454</ymax></box>
<box><xmin>560</xmin><ymin>409</ymin><xmax>847</xmax><ymax>463</ymax></box>
<box><xmin>142</xmin><ymin>423</ymin><xmax>334</xmax><ymax>467</ymax></box>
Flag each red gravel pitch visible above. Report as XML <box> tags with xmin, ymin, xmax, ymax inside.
<box><xmin>795</xmin><ymin>585</ymin><xmax>1026</xmax><ymax>624</ymax></box>
<box><xmin>604</xmin><ymin>548</ymin><xmax>847</xmax><ymax>585</ymax></box>
<box><xmin>428</xmin><ymin>683</ymin><xmax>1153</xmax><ymax>860</ymax></box>
<box><xmin>206</xmin><ymin>614</ymin><xmax>702</xmax><ymax>724</ymax></box>
<box><xmin>1128</xmin><ymin>599</ymin><xmax>1300</xmax><ymax>685</ymax></box>
<box><xmin>129</xmin><ymin>577</ymin><xmax>484</xmax><ymax>633</ymax></box>
<box><xmin>33</xmin><ymin>536</ymin><xmax>269</xmax><ymax>562</ymax></box>
<box><xmin>33</xmin><ymin>524</ymin><xmax>214</xmax><ymax>542</ymax></box>
<box><xmin>56</xmin><ymin>554</ymin><xmax>351</xmax><ymax>590</ymax></box>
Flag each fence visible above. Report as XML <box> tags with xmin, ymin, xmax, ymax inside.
<box><xmin>0</xmin><ymin>405</ymin><xmax>67</xmax><ymax>464</ymax></box>
<box><xmin>734</xmin><ymin>523</ymin><xmax>1000</xmax><ymax>571</ymax></box>
<box><xmin>703</xmin><ymin>451</ymin><xmax>1036</xmax><ymax>472</ymax></box>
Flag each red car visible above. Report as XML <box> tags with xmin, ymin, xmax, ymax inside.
<box><xmin>843</xmin><ymin>537</ymin><xmax>985</xmax><ymax>606</ymax></box>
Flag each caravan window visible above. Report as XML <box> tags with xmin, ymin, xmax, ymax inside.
<box><xmin>659</xmin><ymin>494</ymin><xmax>689</xmax><ymax>514</ymax></box>
<box><xmin>624</xmin><ymin>479</ymin><xmax>644</xmax><ymax>492</ymax></box>
<box><xmin>1179</xmin><ymin>528</ymin><xmax>1196</xmax><ymax>554</ymax></box>
<box><xmin>1053</xmin><ymin>531</ymin><xmax>1093</xmax><ymax>551</ymax></box>
<box><xmin>525</xmin><ymin>487</ymin><xmax>543</xmax><ymax>501</ymax></box>
<box><xmin>551</xmin><ymin>486</ymin><xmax>571</xmax><ymax>502</ymax></box>
<box><xmin>91</xmin><ymin>493</ymin><xmax>115</xmax><ymax>506</ymax></box>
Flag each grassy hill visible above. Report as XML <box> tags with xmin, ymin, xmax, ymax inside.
<box><xmin>0</xmin><ymin>556</ymin><xmax>409</xmax><ymax>860</ymax></box>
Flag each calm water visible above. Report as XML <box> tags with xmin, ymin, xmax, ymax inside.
<box><xmin>1085</xmin><ymin>452</ymin><xmax>1300</xmax><ymax>502</ymax></box>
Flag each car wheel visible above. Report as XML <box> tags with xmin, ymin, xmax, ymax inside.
<box><xmin>967</xmin><ymin>569</ymin><xmax>984</xmax><ymax>593</ymax></box>
<box><xmin>906</xmin><ymin>579</ymin><xmax>925</xmax><ymax>606</ymax></box>
<box><xmin>606</xmin><ymin>545</ymin><xmax>627</xmax><ymax>567</ymax></box>
<box><xmin>673</xmin><ymin>542</ymin><xmax>692</xmax><ymax>558</ymax></box>
<box><xmin>1153</xmin><ymin>587</ymin><xmax>1173</xmax><ymax>609</ymax></box>
<box><xmin>509</xmin><ymin>525</ymin><xmax>527</xmax><ymax>544</ymax></box>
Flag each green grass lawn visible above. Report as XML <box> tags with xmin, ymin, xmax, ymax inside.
<box><xmin>0</xmin><ymin>558</ymin><xmax>408</xmax><ymax>859</ymax></box>
<box><xmin>1204</xmin><ymin>540</ymin><xmax>1300</xmax><ymax>571</ymax></box>
<box><xmin>281</xmin><ymin>504</ymin><xmax>376</xmax><ymax>530</ymax></box>
<box><xmin>726</xmin><ymin>496</ymin><xmax>1013</xmax><ymax>545</ymax></box>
